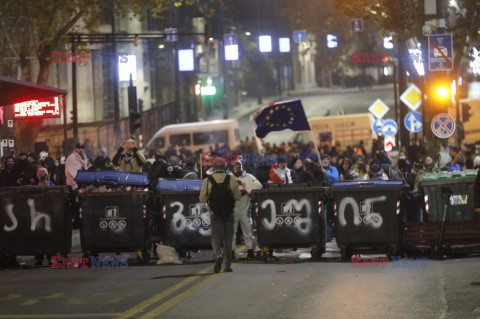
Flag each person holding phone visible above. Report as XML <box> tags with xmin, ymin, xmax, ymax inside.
<box><xmin>111</xmin><ymin>139</ymin><xmax>147</xmax><ymax>173</ymax></box>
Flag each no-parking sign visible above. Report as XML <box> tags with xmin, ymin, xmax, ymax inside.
<box><xmin>431</xmin><ymin>113</ymin><xmax>455</xmax><ymax>138</ymax></box>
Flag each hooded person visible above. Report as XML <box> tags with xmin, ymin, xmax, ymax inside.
<box><xmin>183</xmin><ymin>158</ymin><xmax>199</xmax><ymax>179</ymax></box>
<box><xmin>363</xmin><ymin>159</ymin><xmax>389</xmax><ymax>180</ymax></box>
<box><xmin>268</xmin><ymin>155</ymin><xmax>293</xmax><ymax>184</ymax></box>
<box><xmin>231</xmin><ymin>160</ymin><xmax>262</xmax><ymax>260</ymax></box>
<box><xmin>436</xmin><ymin>151</ymin><xmax>452</xmax><ymax>172</ymax></box>
<box><xmin>0</xmin><ymin>156</ymin><xmax>18</xmax><ymax>187</ymax></box>
<box><xmin>474</xmin><ymin>156</ymin><xmax>480</xmax><ymax>170</ymax></box>
<box><xmin>353</xmin><ymin>155</ymin><xmax>369</xmax><ymax>179</ymax></box>
<box><xmin>321</xmin><ymin>154</ymin><xmax>339</xmax><ymax>184</ymax></box>
<box><xmin>339</xmin><ymin>157</ymin><xmax>360</xmax><ymax>181</ymax></box>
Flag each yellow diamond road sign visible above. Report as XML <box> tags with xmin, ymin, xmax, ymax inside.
<box><xmin>400</xmin><ymin>84</ymin><xmax>422</xmax><ymax>111</ymax></box>
<box><xmin>368</xmin><ymin>99</ymin><xmax>390</xmax><ymax>119</ymax></box>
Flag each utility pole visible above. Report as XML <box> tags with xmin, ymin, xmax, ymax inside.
<box><xmin>112</xmin><ymin>13</ymin><xmax>121</xmax><ymax>146</ymax></box>
<box><xmin>70</xmin><ymin>34</ymin><xmax>78</xmax><ymax>139</ymax></box>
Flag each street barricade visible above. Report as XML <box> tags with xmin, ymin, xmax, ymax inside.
<box><xmin>251</xmin><ymin>184</ymin><xmax>329</xmax><ymax>260</ymax></box>
<box><xmin>0</xmin><ymin>186</ymin><xmax>73</xmax><ymax>267</ymax></box>
<box><xmin>331</xmin><ymin>180</ymin><xmax>405</xmax><ymax>260</ymax></box>
<box><xmin>405</xmin><ymin>170</ymin><xmax>480</xmax><ymax>258</ymax></box>
<box><xmin>157</xmin><ymin>190</ymin><xmax>211</xmax><ymax>252</ymax></box>
<box><xmin>420</xmin><ymin>170</ymin><xmax>478</xmax><ymax>222</ymax></box>
<box><xmin>76</xmin><ymin>171</ymin><xmax>152</xmax><ymax>264</ymax></box>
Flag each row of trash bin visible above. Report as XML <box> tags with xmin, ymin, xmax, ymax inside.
<box><xmin>0</xmin><ymin>169</ymin><xmax>478</xmax><ymax>267</ymax></box>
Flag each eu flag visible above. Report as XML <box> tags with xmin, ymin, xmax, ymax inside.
<box><xmin>251</xmin><ymin>99</ymin><xmax>311</xmax><ymax>138</ymax></box>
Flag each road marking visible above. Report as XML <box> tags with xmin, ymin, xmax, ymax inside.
<box><xmin>117</xmin><ymin>246</ymin><xmax>245</xmax><ymax>319</ymax></box>
<box><xmin>45</xmin><ymin>293</ymin><xmax>65</xmax><ymax>299</ymax></box>
<box><xmin>20</xmin><ymin>300</ymin><xmax>39</xmax><ymax>306</ymax></box>
<box><xmin>0</xmin><ymin>313</ymin><xmax>121</xmax><ymax>318</ymax></box>
<box><xmin>139</xmin><ymin>264</ymin><xmax>236</xmax><ymax>319</ymax></box>
<box><xmin>115</xmin><ymin>265</ymin><xmax>213</xmax><ymax>319</ymax></box>
<box><xmin>1</xmin><ymin>294</ymin><xmax>21</xmax><ymax>300</ymax></box>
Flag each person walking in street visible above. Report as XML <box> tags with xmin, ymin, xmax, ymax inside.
<box><xmin>199</xmin><ymin>157</ymin><xmax>241</xmax><ymax>273</ymax></box>
<box><xmin>231</xmin><ymin>160</ymin><xmax>262</xmax><ymax>260</ymax></box>
<box><xmin>111</xmin><ymin>139</ymin><xmax>147</xmax><ymax>173</ymax></box>
<box><xmin>65</xmin><ymin>143</ymin><xmax>89</xmax><ymax>191</ymax></box>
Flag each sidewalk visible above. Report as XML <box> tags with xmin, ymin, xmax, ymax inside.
<box><xmin>208</xmin><ymin>84</ymin><xmax>394</xmax><ymax>121</ymax></box>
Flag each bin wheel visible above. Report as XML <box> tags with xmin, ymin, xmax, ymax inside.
<box><xmin>0</xmin><ymin>253</ymin><xmax>17</xmax><ymax>268</ymax></box>
<box><xmin>310</xmin><ymin>246</ymin><xmax>323</xmax><ymax>260</ymax></box>
<box><xmin>340</xmin><ymin>247</ymin><xmax>353</xmax><ymax>261</ymax></box>
<box><xmin>432</xmin><ymin>246</ymin><xmax>445</xmax><ymax>260</ymax></box>
<box><xmin>137</xmin><ymin>250</ymin><xmax>151</xmax><ymax>265</ymax></box>
<box><xmin>386</xmin><ymin>246</ymin><xmax>400</xmax><ymax>260</ymax></box>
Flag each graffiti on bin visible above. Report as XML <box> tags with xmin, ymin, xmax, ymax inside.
<box><xmin>3</xmin><ymin>198</ymin><xmax>52</xmax><ymax>233</ymax></box>
<box><xmin>338</xmin><ymin>196</ymin><xmax>386</xmax><ymax>228</ymax></box>
<box><xmin>260</xmin><ymin>199</ymin><xmax>312</xmax><ymax>236</ymax></box>
<box><xmin>170</xmin><ymin>201</ymin><xmax>211</xmax><ymax>236</ymax></box>
<box><xmin>99</xmin><ymin>206</ymin><xmax>127</xmax><ymax>231</ymax></box>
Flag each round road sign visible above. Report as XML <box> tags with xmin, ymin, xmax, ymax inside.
<box><xmin>431</xmin><ymin>113</ymin><xmax>455</xmax><ymax>138</ymax></box>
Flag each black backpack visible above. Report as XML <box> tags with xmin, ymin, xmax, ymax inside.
<box><xmin>207</xmin><ymin>175</ymin><xmax>235</xmax><ymax>218</ymax></box>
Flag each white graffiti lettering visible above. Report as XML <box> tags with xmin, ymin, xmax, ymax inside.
<box><xmin>3</xmin><ymin>199</ymin><xmax>51</xmax><ymax>233</ymax></box>
<box><xmin>261</xmin><ymin>198</ymin><xmax>312</xmax><ymax>236</ymax></box>
<box><xmin>3</xmin><ymin>203</ymin><xmax>18</xmax><ymax>232</ymax></box>
<box><xmin>170</xmin><ymin>201</ymin><xmax>211</xmax><ymax>236</ymax></box>
<box><xmin>170</xmin><ymin>201</ymin><xmax>187</xmax><ymax>235</ymax></box>
<box><xmin>28</xmin><ymin>199</ymin><xmax>52</xmax><ymax>232</ymax></box>
<box><xmin>261</xmin><ymin>199</ymin><xmax>276</xmax><ymax>231</ymax></box>
<box><xmin>285</xmin><ymin>199</ymin><xmax>312</xmax><ymax>236</ymax></box>
<box><xmin>338</xmin><ymin>196</ymin><xmax>386</xmax><ymax>228</ymax></box>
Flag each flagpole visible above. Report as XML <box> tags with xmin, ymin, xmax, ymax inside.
<box><xmin>309</xmin><ymin>130</ymin><xmax>321</xmax><ymax>156</ymax></box>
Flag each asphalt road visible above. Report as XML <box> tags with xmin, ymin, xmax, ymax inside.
<box><xmin>1</xmin><ymin>248</ymin><xmax>480</xmax><ymax>319</ymax></box>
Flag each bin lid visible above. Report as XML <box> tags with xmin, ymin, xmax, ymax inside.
<box><xmin>331</xmin><ymin>180</ymin><xmax>404</xmax><ymax>189</ymax></box>
<box><xmin>420</xmin><ymin>169</ymin><xmax>478</xmax><ymax>185</ymax></box>
<box><xmin>156</xmin><ymin>178</ymin><xmax>203</xmax><ymax>191</ymax></box>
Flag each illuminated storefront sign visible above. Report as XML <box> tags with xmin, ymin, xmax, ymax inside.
<box><xmin>13</xmin><ymin>97</ymin><xmax>61</xmax><ymax>119</ymax></box>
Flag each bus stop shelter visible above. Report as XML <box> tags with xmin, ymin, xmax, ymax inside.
<box><xmin>0</xmin><ymin>76</ymin><xmax>67</xmax><ymax>155</ymax></box>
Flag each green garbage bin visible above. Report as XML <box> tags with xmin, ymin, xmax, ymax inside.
<box><xmin>420</xmin><ymin>170</ymin><xmax>478</xmax><ymax>222</ymax></box>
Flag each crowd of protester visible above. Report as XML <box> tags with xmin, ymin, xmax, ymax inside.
<box><xmin>1</xmin><ymin>137</ymin><xmax>479</xmax><ymax>195</ymax></box>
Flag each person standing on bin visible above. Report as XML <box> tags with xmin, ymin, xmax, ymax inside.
<box><xmin>111</xmin><ymin>139</ymin><xmax>147</xmax><ymax>173</ymax></box>
<box><xmin>231</xmin><ymin>160</ymin><xmax>262</xmax><ymax>260</ymax></box>
<box><xmin>199</xmin><ymin>157</ymin><xmax>241</xmax><ymax>273</ymax></box>
<box><xmin>65</xmin><ymin>143</ymin><xmax>89</xmax><ymax>191</ymax></box>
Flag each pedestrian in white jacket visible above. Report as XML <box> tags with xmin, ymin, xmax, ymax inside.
<box><xmin>232</xmin><ymin>160</ymin><xmax>262</xmax><ymax>259</ymax></box>
<box><xmin>65</xmin><ymin>143</ymin><xmax>89</xmax><ymax>190</ymax></box>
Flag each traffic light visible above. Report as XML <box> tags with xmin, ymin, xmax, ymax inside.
<box><xmin>462</xmin><ymin>103</ymin><xmax>472</xmax><ymax>122</ymax></box>
<box><xmin>426</xmin><ymin>74</ymin><xmax>452</xmax><ymax>112</ymax></box>
<box><xmin>128</xmin><ymin>84</ymin><xmax>141</xmax><ymax>135</ymax></box>
<box><xmin>204</xmin><ymin>23</ymin><xmax>210</xmax><ymax>44</ymax></box>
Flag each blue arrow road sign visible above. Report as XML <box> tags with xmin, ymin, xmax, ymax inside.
<box><xmin>428</xmin><ymin>34</ymin><xmax>453</xmax><ymax>71</ymax></box>
<box><xmin>372</xmin><ymin>119</ymin><xmax>384</xmax><ymax>134</ymax></box>
<box><xmin>224</xmin><ymin>33</ymin><xmax>237</xmax><ymax>45</ymax></box>
<box><xmin>165</xmin><ymin>28</ymin><xmax>177</xmax><ymax>42</ymax></box>
<box><xmin>381</xmin><ymin>119</ymin><xmax>398</xmax><ymax>137</ymax></box>
<box><xmin>293</xmin><ymin>30</ymin><xmax>306</xmax><ymax>43</ymax></box>
<box><xmin>351</xmin><ymin>19</ymin><xmax>363</xmax><ymax>32</ymax></box>
<box><xmin>404</xmin><ymin>112</ymin><xmax>423</xmax><ymax>133</ymax></box>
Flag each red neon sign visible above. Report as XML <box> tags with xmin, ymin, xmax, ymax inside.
<box><xmin>13</xmin><ymin>97</ymin><xmax>61</xmax><ymax>119</ymax></box>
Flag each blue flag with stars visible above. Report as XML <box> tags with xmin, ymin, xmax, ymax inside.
<box><xmin>251</xmin><ymin>99</ymin><xmax>311</xmax><ymax>138</ymax></box>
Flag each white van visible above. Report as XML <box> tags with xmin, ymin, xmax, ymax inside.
<box><xmin>144</xmin><ymin>119</ymin><xmax>241</xmax><ymax>154</ymax></box>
